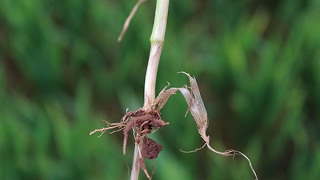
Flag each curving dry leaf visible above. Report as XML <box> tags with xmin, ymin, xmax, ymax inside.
<box><xmin>152</xmin><ymin>72</ymin><xmax>258</xmax><ymax>180</ymax></box>
<box><xmin>177</xmin><ymin>72</ymin><xmax>209</xmax><ymax>140</ymax></box>
<box><xmin>152</xmin><ymin>83</ymin><xmax>179</xmax><ymax>111</ymax></box>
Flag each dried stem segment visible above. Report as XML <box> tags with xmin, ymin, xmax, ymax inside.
<box><xmin>118</xmin><ymin>0</ymin><xmax>147</xmax><ymax>42</ymax></box>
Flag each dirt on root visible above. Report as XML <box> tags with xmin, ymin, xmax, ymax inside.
<box><xmin>122</xmin><ymin>108</ymin><xmax>169</xmax><ymax>158</ymax></box>
<box><xmin>141</xmin><ymin>137</ymin><xmax>163</xmax><ymax>159</ymax></box>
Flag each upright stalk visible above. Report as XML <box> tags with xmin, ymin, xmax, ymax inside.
<box><xmin>143</xmin><ymin>0</ymin><xmax>169</xmax><ymax>110</ymax></box>
<box><xmin>130</xmin><ymin>0</ymin><xmax>169</xmax><ymax>179</ymax></box>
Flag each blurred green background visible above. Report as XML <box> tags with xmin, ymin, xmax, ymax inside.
<box><xmin>1</xmin><ymin>0</ymin><xmax>320</xmax><ymax>179</ymax></box>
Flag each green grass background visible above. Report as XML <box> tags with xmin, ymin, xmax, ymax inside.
<box><xmin>1</xmin><ymin>0</ymin><xmax>320</xmax><ymax>179</ymax></box>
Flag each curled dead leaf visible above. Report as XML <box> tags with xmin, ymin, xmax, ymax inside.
<box><xmin>152</xmin><ymin>72</ymin><xmax>258</xmax><ymax>180</ymax></box>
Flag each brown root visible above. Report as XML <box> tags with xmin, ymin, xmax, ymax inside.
<box><xmin>122</xmin><ymin>109</ymin><xmax>169</xmax><ymax>155</ymax></box>
<box><xmin>89</xmin><ymin>121</ymin><xmax>126</xmax><ymax>137</ymax></box>
<box><xmin>180</xmin><ymin>142</ymin><xmax>206</xmax><ymax>153</ymax></box>
<box><xmin>90</xmin><ymin>108</ymin><xmax>168</xmax><ymax>180</ymax></box>
<box><xmin>206</xmin><ymin>143</ymin><xmax>258</xmax><ymax>180</ymax></box>
<box><xmin>138</xmin><ymin>157</ymin><xmax>151</xmax><ymax>180</ymax></box>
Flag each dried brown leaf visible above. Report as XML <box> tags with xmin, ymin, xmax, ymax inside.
<box><xmin>152</xmin><ymin>83</ymin><xmax>179</xmax><ymax>111</ymax></box>
<box><xmin>178</xmin><ymin>72</ymin><xmax>258</xmax><ymax>180</ymax></box>
<box><xmin>176</xmin><ymin>72</ymin><xmax>209</xmax><ymax>142</ymax></box>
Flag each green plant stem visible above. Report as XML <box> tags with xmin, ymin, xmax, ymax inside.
<box><xmin>143</xmin><ymin>0</ymin><xmax>169</xmax><ymax>111</ymax></box>
<box><xmin>130</xmin><ymin>0</ymin><xmax>169</xmax><ymax>180</ymax></box>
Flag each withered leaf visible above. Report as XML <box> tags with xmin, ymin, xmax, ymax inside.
<box><xmin>152</xmin><ymin>72</ymin><xmax>209</xmax><ymax>141</ymax></box>
<box><xmin>152</xmin><ymin>72</ymin><xmax>258</xmax><ymax>180</ymax></box>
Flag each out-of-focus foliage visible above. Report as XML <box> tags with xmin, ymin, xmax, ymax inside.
<box><xmin>1</xmin><ymin>0</ymin><xmax>320</xmax><ymax>179</ymax></box>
